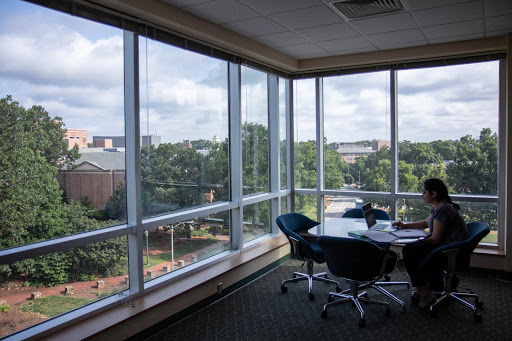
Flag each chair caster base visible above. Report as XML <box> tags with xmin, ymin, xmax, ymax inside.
<box><xmin>358</xmin><ymin>319</ymin><xmax>365</xmax><ymax>328</ymax></box>
<box><xmin>321</xmin><ymin>310</ymin><xmax>327</xmax><ymax>319</ymax></box>
<box><xmin>281</xmin><ymin>285</ymin><xmax>287</xmax><ymax>293</ymax></box>
<box><xmin>308</xmin><ymin>292</ymin><xmax>315</xmax><ymax>300</ymax></box>
<box><xmin>473</xmin><ymin>311</ymin><xmax>482</xmax><ymax>322</ymax></box>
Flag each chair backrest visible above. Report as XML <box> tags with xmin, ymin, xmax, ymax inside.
<box><xmin>276</xmin><ymin>213</ymin><xmax>320</xmax><ymax>261</ymax></box>
<box><xmin>317</xmin><ymin>236</ymin><xmax>396</xmax><ymax>282</ymax></box>
<box><xmin>422</xmin><ymin>221</ymin><xmax>490</xmax><ymax>272</ymax></box>
<box><xmin>342</xmin><ymin>207</ymin><xmax>391</xmax><ymax>220</ymax></box>
<box><xmin>342</xmin><ymin>208</ymin><xmax>363</xmax><ymax>218</ymax></box>
<box><xmin>373</xmin><ymin>209</ymin><xmax>391</xmax><ymax>220</ymax></box>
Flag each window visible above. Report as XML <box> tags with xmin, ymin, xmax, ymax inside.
<box><xmin>323</xmin><ymin>71</ymin><xmax>391</xmax><ymax>192</ymax></box>
<box><xmin>241</xmin><ymin>66</ymin><xmax>269</xmax><ymax>196</ymax></box>
<box><xmin>397</xmin><ymin>61</ymin><xmax>500</xmax><ymax>242</ymax></box>
<box><xmin>294</xmin><ymin>78</ymin><xmax>317</xmax><ymax>190</ymax></box>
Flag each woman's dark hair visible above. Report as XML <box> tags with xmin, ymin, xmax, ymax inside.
<box><xmin>423</xmin><ymin>178</ymin><xmax>460</xmax><ymax>210</ymax></box>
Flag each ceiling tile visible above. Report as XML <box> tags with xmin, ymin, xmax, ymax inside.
<box><xmin>317</xmin><ymin>36</ymin><xmax>374</xmax><ymax>52</ymax></box>
<box><xmin>276</xmin><ymin>43</ymin><xmax>328</xmax><ymax>57</ymax></box>
<box><xmin>366</xmin><ymin>29</ymin><xmax>426</xmax><ymax>48</ymax></box>
<box><xmin>400</xmin><ymin>0</ymin><xmax>471</xmax><ymax>11</ymax></box>
<box><xmin>330</xmin><ymin>46</ymin><xmax>378</xmax><ymax>55</ymax></box>
<box><xmin>238</xmin><ymin>0</ymin><xmax>323</xmax><ymax>15</ymax></box>
<box><xmin>296</xmin><ymin>23</ymin><xmax>360</xmax><ymax>42</ymax></box>
<box><xmin>252</xmin><ymin>31</ymin><xmax>310</xmax><ymax>48</ymax></box>
<box><xmin>484</xmin><ymin>0</ymin><xmax>512</xmax><ymax>17</ymax></box>
<box><xmin>413</xmin><ymin>1</ymin><xmax>483</xmax><ymax>27</ymax></box>
<box><xmin>429</xmin><ymin>33</ymin><xmax>484</xmax><ymax>44</ymax></box>
<box><xmin>269</xmin><ymin>5</ymin><xmax>343</xmax><ymax>30</ymax></box>
<box><xmin>296</xmin><ymin>51</ymin><xmax>334</xmax><ymax>59</ymax></box>
<box><xmin>486</xmin><ymin>14</ymin><xmax>512</xmax><ymax>34</ymax></box>
<box><xmin>222</xmin><ymin>17</ymin><xmax>287</xmax><ymax>37</ymax></box>
<box><xmin>184</xmin><ymin>0</ymin><xmax>260</xmax><ymax>25</ymax></box>
<box><xmin>422</xmin><ymin>20</ymin><xmax>484</xmax><ymax>40</ymax></box>
<box><xmin>349</xmin><ymin>12</ymin><xmax>417</xmax><ymax>35</ymax></box>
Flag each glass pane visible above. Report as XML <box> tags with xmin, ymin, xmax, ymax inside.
<box><xmin>241</xmin><ymin>67</ymin><xmax>269</xmax><ymax>196</ymax></box>
<box><xmin>0</xmin><ymin>1</ymin><xmax>125</xmax><ymax>250</ymax></box>
<box><xmin>294</xmin><ymin>79</ymin><xmax>317</xmax><ymax>189</ymax></box>
<box><xmin>295</xmin><ymin>194</ymin><xmax>317</xmax><ymax>220</ymax></box>
<box><xmin>139</xmin><ymin>38</ymin><xmax>229</xmax><ymax>219</ymax></box>
<box><xmin>0</xmin><ymin>237</ymin><xmax>128</xmax><ymax>338</ymax></box>
<box><xmin>323</xmin><ymin>71</ymin><xmax>391</xmax><ymax>191</ymax></box>
<box><xmin>243</xmin><ymin>201</ymin><xmax>270</xmax><ymax>243</ymax></box>
<box><xmin>143</xmin><ymin>212</ymin><xmax>230</xmax><ymax>282</ymax></box>
<box><xmin>279</xmin><ymin>78</ymin><xmax>287</xmax><ymax>190</ymax></box>
<box><xmin>281</xmin><ymin>196</ymin><xmax>288</xmax><ymax>216</ymax></box>
<box><xmin>325</xmin><ymin>196</ymin><xmax>391</xmax><ymax>221</ymax></box>
<box><xmin>397</xmin><ymin>61</ymin><xmax>499</xmax><ymax>195</ymax></box>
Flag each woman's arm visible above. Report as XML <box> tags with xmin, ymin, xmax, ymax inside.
<box><xmin>392</xmin><ymin>214</ymin><xmax>430</xmax><ymax>230</ymax></box>
<box><xmin>423</xmin><ymin>219</ymin><xmax>445</xmax><ymax>245</ymax></box>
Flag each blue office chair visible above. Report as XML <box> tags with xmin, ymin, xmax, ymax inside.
<box><xmin>318</xmin><ymin>236</ymin><xmax>407</xmax><ymax>328</ymax></box>
<box><xmin>276</xmin><ymin>213</ymin><xmax>340</xmax><ymax>300</ymax></box>
<box><xmin>411</xmin><ymin>221</ymin><xmax>490</xmax><ymax>321</ymax></box>
<box><xmin>342</xmin><ymin>207</ymin><xmax>391</xmax><ymax>220</ymax></box>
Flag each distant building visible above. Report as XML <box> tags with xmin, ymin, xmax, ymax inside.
<box><xmin>142</xmin><ymin>135</ymin><xmax>161</xmax><ymax>148</ymax></box>
<box><xmin>93</xmin><ymin>136</ymin><xmax>125</xmax><ymax>148</ymax></box>
<box><xmin>92</xmin><ymin>135</ymin><xmax>161</xmax><ymax>148</ymax></box>
<box><xmin>64</xmin><ymin>129</ymin><xmax>88</xmax><ymax>149</ymax></box>
<box><xmin>372</xmin><ymin>140</ymin><xmax>391</xmax><ymax>151</ymax></box>
<box><xmin>331</xmin><ymin>140</ymin><xmax>391</xmax><ymax>163</ymax></box>
<box><xmin>57</xmin><ymin>150</ymin><xmax>125</xmax><ymax>210</ymax></box>
<box><xmin>182</xmin><ymin>140</ymin><xmax>192</xmax><ymax>150</ymax></box>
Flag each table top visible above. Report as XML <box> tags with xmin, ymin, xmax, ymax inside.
<box><xmin>308</xmin><ymin>218</ymin><xmax>424</xmax><ymax>243</ymax></box>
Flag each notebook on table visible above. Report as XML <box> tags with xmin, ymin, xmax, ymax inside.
<box><xmin>362</xmin><ymin>202</ymin><xmax>396</xmax><ymax>232</ymax></box>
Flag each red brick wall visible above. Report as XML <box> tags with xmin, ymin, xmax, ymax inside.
<box><xmin>58</xmin><ymin>171</ymin><xmax>125</xmax><ymax>210</ymax></box>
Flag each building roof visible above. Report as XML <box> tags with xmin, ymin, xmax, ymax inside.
<box><xmin>65</xmin><ymin>151</ymin><xmax>126</xmax><ymax>171</ymax></box>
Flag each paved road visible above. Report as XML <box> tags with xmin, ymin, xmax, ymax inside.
<box><xmin>325</xmin><ymin>196</ymin><xmax>357</xmax><ymax>220</ymax></box>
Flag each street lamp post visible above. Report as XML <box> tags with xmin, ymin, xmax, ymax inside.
<box><xmin>144</xmin><ymin>230</ymin><xmax>150</xmax><ymax>266</ymax></box>
<box><xmin>171</xmin><ymin>225</ymin><xmax>174</xmax><ymax>271</ymax></box>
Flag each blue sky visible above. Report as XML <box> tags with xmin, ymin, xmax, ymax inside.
<box><xmin>0</xmin><ymin>0</ymin><xmax>500</xmax><ymax>145</ymax></box>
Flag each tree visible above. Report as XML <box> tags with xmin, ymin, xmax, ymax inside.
<box><xmin>0</xmin><ymin>96</ymin><xmax>79</xmax><ymax>248</ymax></box>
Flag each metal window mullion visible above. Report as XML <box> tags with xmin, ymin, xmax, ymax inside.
<box><xmin>499</xmin><ymin>57</ymin><xmax>508</xmax><ymax>251</ymax></box>
<box><xmin>390</xmin><ymin>69</ymin><xmax>398</xmax><ymax>219</ymax></box>
<box><xmin>268</xmin><ymin>74</ymin><xmax>280</xmax><ymax>232</ymax></box>
<box><xmin>288</xmin><ymin>79</ymin><xmax>295</xmax><ymax>212</ymax></box>
<box><xmin>123</xmin><ymin>31</ymin><xmax>143</xmax><ymax>294</ymax></box>
<box><xmin>316</xmin><ymin>78</ymin><xmax>324</xmax><ymax>223</ymax></box>
<box><xmin>229</xmin><ymin>62</ymin><xmax>243</xmax><ymax>251</ymax></box>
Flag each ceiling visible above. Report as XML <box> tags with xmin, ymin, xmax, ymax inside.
<box><xmin>160</xmin><ymin>0</ymin><xmax>512</xmax><ymax>60</ymax></box>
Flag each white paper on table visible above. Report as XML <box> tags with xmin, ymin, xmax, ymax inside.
<box><xmin>359</xmin><ymin>230</ymin><xmax>397</xmax><ymax>243</ymax></box>
<box><xmin>391</xmin><ymin>229</ymin><xmax>427</xmax><ymax>238</ymax></box>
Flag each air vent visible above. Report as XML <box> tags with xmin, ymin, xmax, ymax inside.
<box><xmin>330</xmin><ymin>0</ymin><xmax>404</xmax><ymax>20</ymax></box>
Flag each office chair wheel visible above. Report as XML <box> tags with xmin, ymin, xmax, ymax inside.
<box><xmin>327</xmin><ymin>295</ymin><xmax>334</xmax><ymax>303</ymax></box>
<box><xmin>292</xmin><ymin>274</ymin><xmax>297</xmax><ymax>278</ymax></box>
<box><xmin>411</xmin><ymin>291</ymin><xmax>420</xmax><ymax>305</ymax></box>
<box><xmin>401</xmin><ymin>305</ymin><xmax>406</xmax><ymax>313</ymax></box>
<box><xmin>335</xmin><ymin>286</ymin><xmax>342</xmax><ymax>293</ymax></box>
<box><xmin>308</xmin><ymin>292</ymin><xmax>315</xmax><ymax>300</ymax></box>
<box><xmin>358</xmin><ymin>319</ymin><xmax>365</xmax><ymax>328</ymax></box>
<box><xmin>385</xmin><ymin>308</ymin><xmax>391</xmax><ymax>318</ymax></box>
<box><xmin>475</xmin><ymin>299</ymin><xmax>483</xmax><ymax>309</ymax></box>
<box><xmin>321</xmin><ymin>310</ymin><xmax>327</xmax><ymax>319</ymax></box>
<box><xmin>281</xmin><ymin>285</ymin><xmax>287</xmax><ymax>293</ymax></box>
<box><xmin>473</xmin><ymin>311</ymin><xmax>482</xmax><ymax>322</ymax></box>
<box><xmin>430</xmin><ymin>307</ymin><xmax>438</xmax><ymax>318</ymax></box>
<box><xmin>384</xmin><ymin>274</ymin><xmax>390</xmax><ymax>281</ymax></box>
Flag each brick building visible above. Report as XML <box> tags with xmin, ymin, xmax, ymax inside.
<box><xmin>64</xmin><ymin>129</ymin><xmax>88</xmax><ymax>149</ymax></box>
<box><xmin>57</xmin><ymin>150</ymin><xmax>125</xmax><ymax>210</ymax></box>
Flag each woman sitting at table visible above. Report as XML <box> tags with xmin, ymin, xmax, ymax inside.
<box><xmin>392</xmin><ymin>178</ymin><xmax>467</xmax><ymax>307</ymax></box>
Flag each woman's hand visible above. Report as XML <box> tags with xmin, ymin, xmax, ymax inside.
<box><xmin>392</xmin><ymin>221</ymin><xmax>405</xmax><ymax>229</ymax></box>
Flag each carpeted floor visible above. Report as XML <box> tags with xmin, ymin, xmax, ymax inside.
<box><xmin>141</xmin><ymin>260</ymin><xmax>512</xmax><ymax>341</ymax></box>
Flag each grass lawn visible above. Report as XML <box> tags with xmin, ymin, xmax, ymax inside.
<box><xmin>20</xmin><ymin>296</ymin><xmax>91</xmax><ymax>318</ymax></box>
<box><xmin>143</xmin><ymin>238</ymin><xmax>220</xmax><ymax>268</ymax></box>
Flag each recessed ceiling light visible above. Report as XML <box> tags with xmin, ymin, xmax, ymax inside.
<box><xmin>329</xmin><ymin>0</ymin><xmax>405</xmax><ymax>20</ymax></box>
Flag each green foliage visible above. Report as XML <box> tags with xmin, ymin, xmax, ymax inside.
<box><xmin>0</xmin><ymin>305</ymin><xmax>10</xmax><ymax>313</ymax></box>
